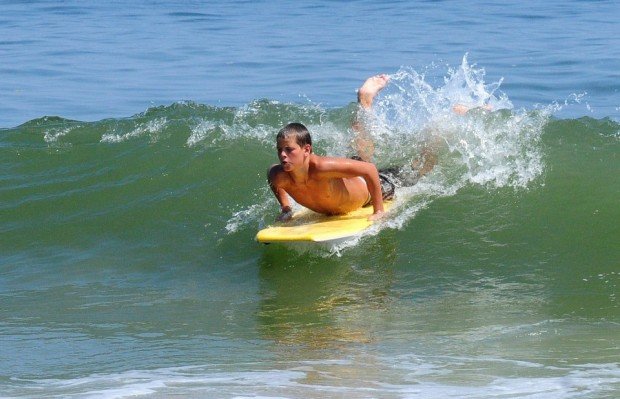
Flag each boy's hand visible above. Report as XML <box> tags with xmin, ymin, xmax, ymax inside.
<box><xmin>276</xmin><ymin>209</ymin><xmax>293</xmax><ymax>222</ymax></box>
<box><xmin>368</xmin><ymin>210</ymin><xmax>385</xmax><ymax>221</ymax></box>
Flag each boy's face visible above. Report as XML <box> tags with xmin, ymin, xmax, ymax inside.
<box><xmin>277</xmin><ymin>136</ymin><xmax>310</xmax><ymax>172</ymax></box>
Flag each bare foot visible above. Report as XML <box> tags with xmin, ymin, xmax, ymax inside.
<box><xmin>357</xmin><ymin>74</ymin><xmax>390</xmax><ymax>109</ymax></box>
<box><xmin>452</xmin><ymin>103</ymin><xmax>493</xmax><ymax>115</ymax></box>
<box><xmin>452</xmin><ymin>104</ymin><xmax>471</xmax><ymax>115</ymax></box>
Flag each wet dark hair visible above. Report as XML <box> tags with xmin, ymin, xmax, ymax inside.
<box><xmin>276</xmin><ymin>122</ymin><xmax>312</xmax><ymax>149</ymax></box>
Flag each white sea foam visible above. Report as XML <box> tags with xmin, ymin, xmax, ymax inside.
<box><xmin>186</xmin><ymin>106</ymin><xmax>284</xmax><ymax>148</ymax></box>
<box><xmin>186</xmin><ymin>119</ymin><xmax>219</xmax><ymax>147</ymax></box>
<box><xmin>43</xmin><ymin>125</ymin><xmax>80</xmax><ymax>143</ymax></box>
<box><xmin>7</xmin><ymin>360</ymin><xmax>619</xmax><ymax>398</ymax></box>
<box><xmin>344</xmin><ymin>57</ymin><xmax>547</xmax><ymax>252</ymax></box>
<box><xmin>371</xmin><ymin>55</ymin><xmax>545</xmax><ymax>191</ymax></box>
<box><xmin>100</xmin><ymin>117</ymin><xmax>168</xmax><ymax>143</ymax></box>
<box><xmin>225</xmin><ymin>192</ymin><xmax>274</xmax><ymax>233</ymax></box>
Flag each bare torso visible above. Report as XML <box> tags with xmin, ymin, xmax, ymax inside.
<box><xmin>273</xmin><ymin>156</ymin><xmax>370</xmax><ymax>215</ymax></box>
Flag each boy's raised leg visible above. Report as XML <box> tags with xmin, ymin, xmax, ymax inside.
<box><xmin>353</xmin><ymin>74</ymin><xmax>390</xmax><ymax>161</ymax></box>
<box><xmin>357</xmin><ymin>74</ymin><xmax>390</xmax><ymax>109</ymax></box>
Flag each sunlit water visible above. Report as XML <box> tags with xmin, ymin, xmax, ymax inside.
<box><xmin>1</xmin><ymin>1</ymin><xmax>619</xmax><ymax>398</ymax></box>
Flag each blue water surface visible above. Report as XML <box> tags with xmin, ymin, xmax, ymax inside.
<box><xmin>2</xmin><ymin>2</ymin><xmax>620</xmax><ymax>398</ymax></box>
<box><xmin>1</xmin><ymin>0</ymin><xmax>619</xmax><ymax>127</ymax></box>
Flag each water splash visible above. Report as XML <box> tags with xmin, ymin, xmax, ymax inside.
<box><xmin>361</xmin><ymin>55</ymin><xmax>546</xmax><ymax>191</ymax></box>
<box><xmin>43</xmin><ymin>124</ymin><xmax>81</xmax><ymax>143</ymax></box>
<box><xmin>247</xmin><ymin>56</ymin><xmax>550</xmax><ymax>255</ymax></box>
<box><xmin>225</xmin><ymin>195</ymin><xmax>273</xmax><ymax>234</ymax></box>
<box><xmin>100</xmin><ymin>117</ymin><xmax>168</xmax><ymax>143</ymax></box>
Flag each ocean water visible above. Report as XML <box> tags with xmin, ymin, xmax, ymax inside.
<box><xmin>1</xmin><ymin>1</ymin><xmax>619</xmax><ymax>398</ymax></box>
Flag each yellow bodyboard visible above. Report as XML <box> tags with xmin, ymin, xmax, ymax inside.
<box><xmin>256</xmin><ymin>201</ymin><xmax>392</xmax><ymax>243</ymax></box>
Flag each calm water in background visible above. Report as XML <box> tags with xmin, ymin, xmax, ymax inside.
<box><xmin>1</xmin><ymin>1</ymin><xmax>619</xmax><ymax>398</ymax></box>
<box><xmin>1</xmin><ymin>0</ymin><xmax>619</xmax><ymax>127</ymax></box>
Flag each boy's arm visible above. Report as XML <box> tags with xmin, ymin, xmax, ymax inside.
<box><xmin>317</xmin><ymin>157</ymin><xmax>385</xmax><ymax>219</ymax></box>
<box><xmin>358</xmin><ymin>162</ymin><xmax>385</xmax><ymax>220</ymax></box>
<box><xmin>267</xmin><ymin>165</ymin><xmax>293</xmax><ymax>221</ymax></box>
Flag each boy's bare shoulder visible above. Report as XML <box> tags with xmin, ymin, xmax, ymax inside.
<box><xmin>312</xmin><ymin>155</ymin><xmax>373</xmax><ymax>176</ymax></box>
<box><xmin>268</xmin><ymin>164</ymin><xmax>288</xmax><ymax>184</ymax></box>
<box><xmin>310</xmin><ymin>154</ymin><xmax>354</xmax><ymax>172</ymax></box>
<box><xmin>268</xmin><ymin>163</ymin><xmax>284</xmax><ymax>174</ymax></box>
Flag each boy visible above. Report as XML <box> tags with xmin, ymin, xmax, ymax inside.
<box><xmin>268</xmin><ymin>75</ymin><xmax>391</xmax><ymax>221</ymax></box>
